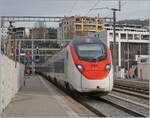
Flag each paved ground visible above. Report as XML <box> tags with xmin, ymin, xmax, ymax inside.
<box><xmin>1</xmin><ymin>75</ymin><xmax>81</xmax><ymax>117</ymax></box>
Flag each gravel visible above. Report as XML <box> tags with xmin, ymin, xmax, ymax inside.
<box><xmin>82</xmin><ymin>97</ymin><xmax>133</xmax><ymax>117</ymax></box>
<box><xmin>102</xmin><ymin>95</ymin><xmax>149</xmax><ymax>116</ymax></box>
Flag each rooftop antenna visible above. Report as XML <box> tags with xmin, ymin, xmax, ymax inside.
<box><xmin>119</xmin><ymin>0</ymin><xmax>121</xmax><ymax>11</ymax></box>
<box><xmin>98</xmin><ymin>13</ymin><xmax>100</xmax><ymax>18</ymax></box>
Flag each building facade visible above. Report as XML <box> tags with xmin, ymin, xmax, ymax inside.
<box><xmin>14</xmin><ymin>27</ymin><xmax>30</xmax><ymax>39</ymax></box>
<box><xmin>57</xmin><ymin>16</ymin><xmax>105</xmax><ymax>40</ymax></box>
<box><xmin>29</xmin><ymin>28</ymin><xmax>49</xmax><ymax>39</ymax></box>
<box><xmin>0</xmin><ymin>27</ymin><xmax>8</xmax><ymax>54</ymax></box>
<box><xmin>0</xmin><ymin>27</ymin><xmax>8</xmax><ymax>40</ymax></box>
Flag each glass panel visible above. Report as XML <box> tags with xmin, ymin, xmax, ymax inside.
<box><xmin>141</xmin><ymin>35</ymin><xmax>149</xmax><ymax>40</ymax></box>
<box><xmin>121</xmin><ymin>33</ymin><xmax>126</xmax><ymax>39</ymax></box>
<box><xmin>128</xmin><ymin>34</ymin><xmax>133</xmax><ymax>40</ymax></box>
<box><xmin>76</xmin><ymin>43</ymin><xmax>106</xmax><ymax>61</ymax></box>
<box><xmin>134</xmin><ymin>34</ymin><xmax>140</xmax><ymax>40</ymax></box>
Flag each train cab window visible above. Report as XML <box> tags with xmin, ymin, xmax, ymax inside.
<box><xmin>76</xmin><ymin>43</ymin><xmax>106</xmax><ymax>62</ymax></box>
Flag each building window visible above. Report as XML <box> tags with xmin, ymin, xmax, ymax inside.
<box><xmin>134</xmin><ymin>34</ymin><xmax>140</xmax><ymax>40</ymax></box>
<box><xmin>76</xmin><ymin>18</ymin><xmax>81</xmax><ymax>23</ymax></box>
<box><xmin>76</xmin><ymin>25</ymin><xmax>82</xmax><ymax>30</ymax></box>
<box><xmin>116</xmin><ymin>33</ymin><xmax>119</xmax><ymax>37</ymax></box>
<box><xmin>141</xmin><ymin>35</ymin><xmax>149</xmax><ymax>40</ymax></box>
<box><xmin>128</xmin><ymin>34</ymin><xmax>133</xmax><ymax>40</ymax></box>
<box><xmin>98</xmin><ymin>26</ymin><xmax>102</xmax><ymax>30</ymax></box>
<box><xmin>109</xmin><ymin>33</ymin><xmax>113</xmax><ymax>37</ymax></box>
<box><xmin>121</xmin><ymin>33</ymin><xmax>126</xmax><ymax>39</ymax></box>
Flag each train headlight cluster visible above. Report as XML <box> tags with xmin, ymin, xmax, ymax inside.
<box><xmin>76</xmin><ymin>64</ymin><xmax>84</xmax><ymax>72</ymax></box>
<box><xmin>105</xmin><ymin>64</ymin><xmax>111</xmax><ymax>72</ymax></box>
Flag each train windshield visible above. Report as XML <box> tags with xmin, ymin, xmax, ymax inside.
<box><xmin>76</xmin><ymin>43</ymin><xmax>106</xmax><ymax>61</ymax></box>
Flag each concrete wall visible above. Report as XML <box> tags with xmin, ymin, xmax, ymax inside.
<box><xmin>0</xmin><ymin>55</ymin><xmax>25</xmax><ymax>113</ymax></box>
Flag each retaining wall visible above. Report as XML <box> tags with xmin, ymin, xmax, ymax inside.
<box><xmin>0</xmin><ymin>55</ymin><xmax>25</xmax><ymax>113</ymax></box>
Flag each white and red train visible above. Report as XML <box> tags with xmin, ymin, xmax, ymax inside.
<box><xmin>42</xmin><ymin>37</ymin><xmax>113</xmax><ymax>95</ymax></box>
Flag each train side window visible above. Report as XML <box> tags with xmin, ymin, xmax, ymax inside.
<box><xmin>66</xmin><ymin>51</ymin><xmax>69</xmax><ymax>60</ymax></box>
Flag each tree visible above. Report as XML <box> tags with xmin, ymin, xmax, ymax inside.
<box><xmin>30</xmin><ymin>22</ymin><xmax>48</xmax><ymax>39</ymax></box>
<box><xmin>48</xmin><ymin>27</ymin><xmax>57</xmax><ymax>39</ymax></box>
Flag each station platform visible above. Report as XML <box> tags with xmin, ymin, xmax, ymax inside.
<box><xmin>1</xmin><ymin>75</ymin><xmax>95</xmax><ymax>117</ymax></box>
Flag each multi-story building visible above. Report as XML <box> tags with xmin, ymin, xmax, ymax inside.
<box><xmin>0</xmin><ymin>27</ymin><xmax>8</xmax><ymax>40</ymax></box>
<box><xmin>57</xmin><ymin>16</ymin><xmax>105</xmax><ymax>41</ymax></box>
<box><xmin>29</xmin><ymin>28</ymin><xmax>49</xmax><ymax>39</ymax></box>
<box><xmin>14</xmin><ymin>27</ymin><xmax>30</xmax><ymax>39</ymax></box>
<box><xmin>90</xmin><ymin>24</ymin><xmax>149</xmax><ymax>70</ymax></box>
<box><xmin>0</xmin><ymin>27</ymin><xmax>8</xmax><ymax>54</ymax></box>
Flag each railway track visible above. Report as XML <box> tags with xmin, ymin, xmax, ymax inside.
<box><xmin>114</xmin><ymin>79</ymin><xmax>149</xmax><ymax>94</ymax></box>
<box><xmin>100</xmin><ymin>95</ymin><xmax>149</xmax><ymax>117</ymax></box>
<box><xmin>75</xmin><ymin>93</ymin><xmax>148</xmax><ymax>117</ymax></box>
<box><xmin>101</xmin><ymin>94</ymin><xmax>149</xmax><ymax>116</ymax></box>
<box><xmin>113</xmin><ymin>88</ymin><xmax>149</xmax><ymax>99</ymax></box>
<box><xmin>38</xmin><ymin>72</ymin><xmax>149</xmax><ymax>117</ymax></box>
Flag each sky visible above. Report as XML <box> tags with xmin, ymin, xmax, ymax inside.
<box><xmin>0</xmin><ymin>0</ymin><xmax>149</xmax><ymax>27</ymax></box>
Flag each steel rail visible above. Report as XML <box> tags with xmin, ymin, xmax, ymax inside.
<box><xmin>100</xmin><ymin>96</ymin><xmax>147</xmax><ymax>117</ymax></box>
<box><xmin>113</xmin><ymin>88</ymin><xmax>149</xmax><ymax>99</ymax></box>
<box><xmin>114</xmin><ymin>85</ymin><xmax>149</xmax><ymax>95</ymax></box>
<box><xmin>108</xmin><ymin>94</ymin><xmax>149</xmax><ymax>109</ymax></box>
<box><xmin>114</xmin><ymin>79</ymin><xmax>149</xmax><ymax>91</ymax></box>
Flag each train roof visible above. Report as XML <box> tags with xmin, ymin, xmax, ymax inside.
<box><xmin>71</xmin><ymin>36</ymin><xmax>104</xmax><ymax>44</ymax></box>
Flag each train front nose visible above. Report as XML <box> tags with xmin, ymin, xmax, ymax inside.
<box><xmin>80</xmin><ymin>62</ymin><xmax>112</xmax><ymax>92</ymax></box>
<box><xmin>82</xmin><ymin>63</ymin><xmax>108</xmax><ymax>80</ymax></box>
<box><xmin>70</xmin><ymin>38</ymin><xmax>113</xmax><ymax>92</ymax></box>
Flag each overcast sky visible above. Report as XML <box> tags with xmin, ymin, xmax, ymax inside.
<box><xmin>0</xmin><ymin>0</ymin><xmax>149</xmax><ymax>27</ymax></box>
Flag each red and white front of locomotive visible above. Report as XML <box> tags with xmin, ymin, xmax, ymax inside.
<box><xmin>69</xmin><ymin>39</ymin><xmax>113</xmax><ymax>92</ymax></box>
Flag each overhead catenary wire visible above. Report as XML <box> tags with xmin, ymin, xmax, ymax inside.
<box><xmin>104</xmin><ymin>0</ymin><xmax>127</xmax><ymax>21</ymax></box>
<box><xmin>85</xmin><ymin>0</ymin><xmax>101</xmax><ymax>16</ymax></box>
<box><xmin>67</xmin><ymin>0</ymin><xmax>79</xmax><ymax>16</ymax></box>
<box><xmin>86</xmin><ymin>0</ymin><xmax>125</xmax><ymax>17</ymax></box>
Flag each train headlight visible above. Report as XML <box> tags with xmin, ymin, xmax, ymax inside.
<box><xmin>76</xmin><ymin>64</ymin><xmax>84</xmax><ymax>72</ymax></box>
<box><xmin>105</xmin><ymin>64</ymin><xmax>111</xmax><ymax>72</ymax></box>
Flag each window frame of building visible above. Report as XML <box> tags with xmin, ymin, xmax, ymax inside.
<box><xmin>141</xmin><ymin>34</ymin><xmax>149</xmax><ymax>40</ymax></box>
<box><xmin>109</xmin><ymin>32</ymin><xmax>113</xmax><ymax>38</ymax></box>
<box><xmin>128</xmin><ymin>34</ymin><xmax>133</xmax><ymax>40</ymax></box>
<box><xmin>134</xmin><ymin>34</ymin><xmax>140</xmax><ymax>40</ymax></box>
<box><xmin>120</xmin><ymin>33</ymin><xmax>126</xmax><ymax>39</ymax></box>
